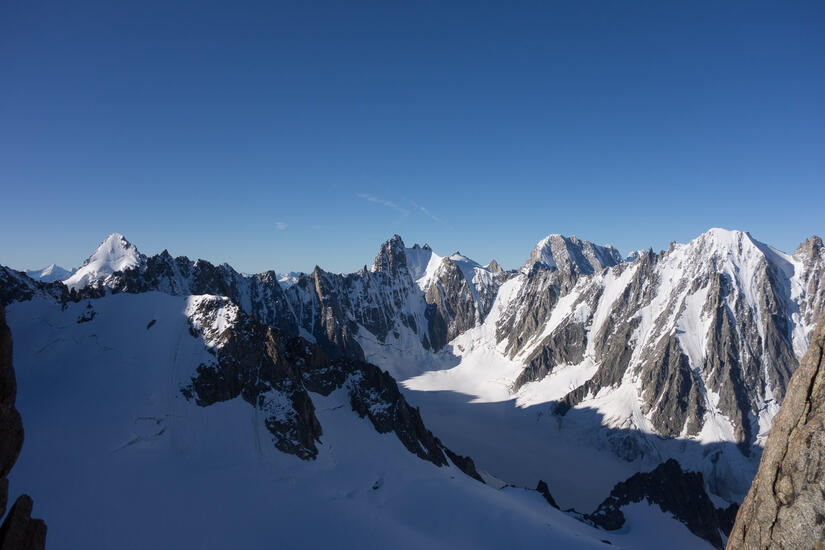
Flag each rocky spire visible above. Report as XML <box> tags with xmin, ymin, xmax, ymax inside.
<box><xmin>371</xmin><ymin>234</ymin><xmax>407</xmax><ymax>276</ymax></box>
<box><xmin>486</xmin><ymin>259</ymin><xmax>503</xmax><ymax>274</ymax></box>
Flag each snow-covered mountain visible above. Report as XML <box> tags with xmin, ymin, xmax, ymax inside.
<box><xmin>1</xmin><ymin>228</ymin><xmax>823</xmax><ymax>549</ymax></box>
<box><xmin>399</xmin><ymin>228</ymin><xmax>822</xmax><ymax>510</ymax></box>
<box><xmin>523</xmin><ymin>233</ymin><xmax>623</xmax><ymax>276</ymax></box>
<box><xmin>63</xmin><ymin>233</ymin><xmax>142</xmax><ymax>290</ymax></box>
<box><xmin>25</xmin><ymin>264</ymin><xmax>74</xmax><ymax>283</ymax></box>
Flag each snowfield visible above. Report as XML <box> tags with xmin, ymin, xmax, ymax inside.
<box><xmin>5</xmin><ymin>293</ymin><xmax>714</xmax><ymax>549</ymax></box>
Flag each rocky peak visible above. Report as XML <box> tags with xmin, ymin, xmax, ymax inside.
<box><xmin>794</xmin><ymin>234</ymin><xmax>823</xmax><ymax>257</ymax></box>
<box><xmin>371</xmin><ymin>234</ymin><xmax>407</xmax><ymax>276</ymax></box>
<box><xmin>486</xmin><ymin>259</ymin><xmax>503</xmax><ymax>273</ymax></box>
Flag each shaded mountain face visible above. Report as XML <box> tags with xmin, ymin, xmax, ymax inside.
<box><xmin>726</xmin><ymin>312</ymin><xmax>825</xmax><ymax>550</ymax></box>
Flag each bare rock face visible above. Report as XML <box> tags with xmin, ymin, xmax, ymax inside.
<box><xmin>181</xmin><ymin>298</ymin><xmax>323</xmax><ymax>459</ymax></box>
<box><xmin>794</xmin><ymin>236</ymin><xmax>825</xmax><ymax>330</ymax></box>
<box><xmin>424</xmin><ymin>257</ymin><xmax>478</xmax><ymax>350</ymax></box>
<box><xmin>586</xmin><ymin>459</ymin><xmax>736</xmax><ymax>549</ymax></box>
<box><xmin>513</xmin><ymin>322</ymin><xmax>586</xmax><ymax>390</ymax></box>
<box><xmin>0</xmin><ymin>306</ymin><xmax>46</xmax><ymax>549</ymax></box>
<box><xmin>726</xmin><ymin>313</ymin><xmax>825</xmax><ymax>550</ymax></box>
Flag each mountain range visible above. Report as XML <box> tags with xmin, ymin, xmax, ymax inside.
<box><xmin>1</xmin><ymin>227</ymin><xmax>823</xmax><ymax>549</ymax></box>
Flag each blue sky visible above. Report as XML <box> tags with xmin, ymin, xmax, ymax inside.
<box><xmin>1</xmin><ymin>1</ymin><xmax>823</xmax><ymax>274</ymax></box>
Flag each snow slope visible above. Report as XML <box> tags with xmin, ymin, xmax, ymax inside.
<box><xmin>4</xmin><ymin>293</ymin><xmax>712</xmax><ymax>549</ymax></box>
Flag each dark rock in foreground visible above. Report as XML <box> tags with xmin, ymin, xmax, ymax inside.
<box><xmin>0</xmin><ymin>306</ymin><xmax>46</xmax><ymax>549</ymax></box>
<box><xmin>0</xmin><ymin>495</ymin><xmax>46</xmax><ymax>550</ymax></box>
<box><xmin>726</xmin><ymin>313</ymin><xmax>825</xmax><ymax>550</ymax></box>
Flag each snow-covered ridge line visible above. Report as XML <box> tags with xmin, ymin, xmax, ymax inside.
<box><xmin>4</xmin><ymin>228</ymin><xmax>823</xmax><ymax>469</ymax></box>
<box><xmin>3</xmin><ymin>226</ymin><xmax>823</xmax><ymax>548</ymax></box>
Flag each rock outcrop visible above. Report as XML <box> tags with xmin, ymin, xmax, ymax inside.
<box><xmin>181</xmin><ymin>296</ymin><xmax>483</xmax><ymax>480</ymax></box>
<box><xmin>726</xmin><ymin>312</ymin><xmax>825</xmax><ymax>550</ymax></box>
<box><xmin>586</xmin><ymin>459</ymin><xmax>737</xmax><ymax>549</ymax></box>
<box><xmin>0</xmin><ymin>306</ymin><xmax>46</xmax><ymax>549</ymax></box>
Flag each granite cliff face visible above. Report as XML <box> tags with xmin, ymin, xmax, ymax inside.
<box><xmin>726</xmin><ymin>312</ymin><xmax>825</xmax><ymax>550</ymax></box>
<box><xmin>0</xmin><ymin>306</ymin><xmax>46</xmax><ymax>550</ymax></box>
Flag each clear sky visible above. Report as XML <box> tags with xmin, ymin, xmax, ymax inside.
<box><xmin>1</xmin><ymin>1</ymin><xmax>823</xmax><ymax>274</ymax></box>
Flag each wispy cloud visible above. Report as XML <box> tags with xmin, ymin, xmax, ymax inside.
<box><xmin>357</xmin><ymin>193</ymin><xmax>409</xmax><ymax>217</ymax></box>
<box><xmin>409</xmin><ymin>200</ymin><xmax>454</xmax><ymax>230</ymax></box>
<box><xmin>275</xmin><ymin>221</ymin><xmax>288</xmax><ymax>231</ymax></box>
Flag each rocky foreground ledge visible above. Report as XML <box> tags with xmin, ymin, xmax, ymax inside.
<box><xmin>727</xmin><ymin>312</ymin><xmax>825</xmax><ymax>549</ymax></box>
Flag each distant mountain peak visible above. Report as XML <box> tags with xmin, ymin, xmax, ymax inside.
<box><xmin>795</xmin><ymin>234</ymin><xmax>823</xmax><ymax>257</ymax></box>
<box><xmin>524</xmin><ymin>233</ymin><xmax>623</xmax><ymax>274</ymax></box>
<box><xmin>486</xmin><ymin>260</ymin><xmax>503</xmax><ymax>273</ymax></box>
<box><xmin>25</xmin><ymin>264</ymin><xmax>74</xmax><ymax>283</ymax></box>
